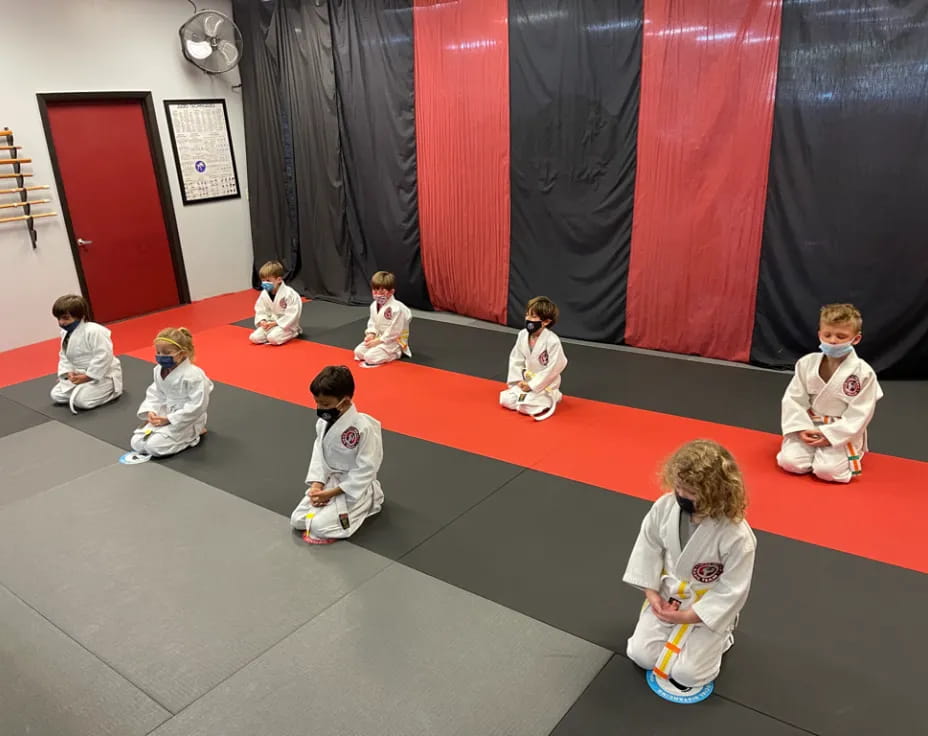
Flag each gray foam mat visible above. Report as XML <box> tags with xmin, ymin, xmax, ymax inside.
<box><xmin>310</xmin><ymin>317</ymin><xmax>514</xmax><ymax>381</ymax></box>
<box><xmin>0</xmin><ymin>584</ymin><xmax>169</xmax><ymax>736</ymax></box>
<box><xmin>401</xmin><ymin>470</ymin><xmax>923</xmax><ymax>736</ymax></box>
<box><xmin>0</xmin><ymin>394</ymin><xmax>48</xmax><ymax>439</ymax></box>
<box><xmin>149</xmin><ymin>564</ymin><xmax>609</xmax><ymax>736</ymax></box>
<box><xmin>550</xmin><ymin>656</ymin><xmax>807</xmax><ymax>735</ymax></box>
<box><xmin>1</xmin><ymin>357</ymin><xmax>524</xmax><ymax>559</ymax></box>
<box><xmin>0</xmin><ymin>422</ymin><xmax>121</xmax><ymax>510</ymax></box>
<box><xmin>0</xmin><ymin>458</ymin><xmax>389</xmax><ymax>713</ymax></box>
<box><xmin>232</xmin><ymin>298</ymin><xmax>369</xmax><ymax>336</ymax></box>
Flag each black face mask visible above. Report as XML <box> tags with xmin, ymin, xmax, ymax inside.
<box><xmin>675</xmin><ymin>493</ymin><xmax>697</xmax><ymax>514</ymax></box>
<box><xmin>316</xmin><ymin>402</ymin><xmax>344</xmax><ymax>424</ymax></box>
<box><xmin>525</xmin><ymin>319</ymin><xmax>543</xmax><ymax>334</ymax></box>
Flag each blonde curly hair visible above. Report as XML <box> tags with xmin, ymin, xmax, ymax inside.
<box><xmin>661</xmin><ymin>440</ymin><xmax>747</xmax><ymax>522</ymax></box>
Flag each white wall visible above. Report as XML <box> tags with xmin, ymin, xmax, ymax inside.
<box><xmin>0</xmin><ymin>0</ymin><xmax>253</xmax><ymax>351</ymax></box>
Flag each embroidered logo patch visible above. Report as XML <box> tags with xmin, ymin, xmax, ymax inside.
<box><xmin>341</xmin><ymin>427</ymin><xmax>360</xmax><ymax>449</ymax></box>
<box><xmin>384</xmin><ymin>307</ymin><xmax>393</xmax><ymax>320</ymax></box>
<box><xmin>843</xmin><ymin>375</ymin><xmax>861</xmax><ymax>397</ymax></box>
<box><xmin>280</xmin><ymin>298</ymin><xmax>288</xmax><ymax>308</ymax></box>
<box><xmin>691</xmin><ymin>562</ymin><xmax>724</xmax><ymax>583</ymax></box>
<box><xmin>539</xmin><ymin>350</ymin><xmax>549</xmax><ymax>367</ymax></box>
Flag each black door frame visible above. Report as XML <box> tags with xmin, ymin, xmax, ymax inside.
<box><xmin>37</xmin><ymin>91</ymin><xmax>191</xmax><ymax>319</ymax></box>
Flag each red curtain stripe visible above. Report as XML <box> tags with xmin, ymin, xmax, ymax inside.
<box><xmin>625</xmin><ymin>0</ymin><xmax>783</xmax><ymax>362</ymax></box>
<box><xmin>412</xmin><ymin>0</ymin><xmax>511</xmax><ymax>324</ymax></box>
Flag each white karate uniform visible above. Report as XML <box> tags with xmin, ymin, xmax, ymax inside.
<box><xmin>130</xmin><ymin>360</ymin><xmax>213</xmax><ymax>457</ymax></box>
<box><xmin>250</xmin><ymin>283</ymin><xmax>302</xmax><ymax>345</ymax></box>
<box><xmin>777</xmin><ymin>349</ymin><xmax>882</xmax><ymax>483</ymax></box>
<box><xmin>624</xmin><ymin>494</ymin><xmax>756</xmax><ymax>688</ymax></box>
<box><xmin>50</xmin><ymin>321</ymin><xmax>123</xmax><ymax>411</ymax></box>
<box><xmin>290</xmin><ymin>405</ymin><xmax>384</xmax><ymax>541</ymax></box>
<box><xmin>353</xmin><ymin>296</ymin><xmax>412</xmax><ymax>365</ymax></box>
<box><xmin>499</xmin><ymin>328</ymin><xmax>568</xmax><ymax>419</ymax></box>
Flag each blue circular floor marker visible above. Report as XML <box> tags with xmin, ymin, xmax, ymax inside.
<box><xmin>119</xmin><ymin>451</ymin><xmax>152</xmax><ymax>465</ymax></box>
<box><xmin>646</xmin><ymin>670</ymin><xmax>714</xmax><ymax>704</ymax></box>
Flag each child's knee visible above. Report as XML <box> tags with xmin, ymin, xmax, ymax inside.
<box><xmin>50</xmin><ymin>385</ymin><xmax>69</xmax><ymax>404</ymax></box>
<box><xmin>499</xmin><ymin>390</ymin><xmax>517</xmax><ymax>410</ymax></box>
<box><xmin>626</xmin><ymin>635</ymin><xmax>662</xmax><ymax>671</ymax></box>
<box><xmin>671</xmin><ymin>655</ymin><xmax>719</xmax><ymax>688</ymax></box>
<box><xmin>777</xmin><ymin>442</ymin><xmax>813</xmax><ymax>475</ymax></box>
<box><xmin>812</xmin><ymin>455</ymin><xmax>853</xmax><ymax>483</ymax></box>
<box><xmin>266</xmin><ymin>328</ymin><xmax>291</xmax><ymax>346</ymax></box>
<box><xmin>249</xmin><ymin>329</ymin><xmax>268</xmax><ymax>344</ymax></box>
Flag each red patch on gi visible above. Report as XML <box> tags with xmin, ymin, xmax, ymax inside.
<box><xmin>843</xmin><ymin>375</ymin><xmax>861</xmax><ymax>397</ymax></box>
<box><xmin>692</xmin><ymin>562</ymin><xmax>724</xmax><ymax>583</ymax></box>
<box><xmin>384</xmin><ymin>307</ymin><xmax>393</xmax><ymax>320</ymax></box>
<box><xmin>341</xmin><ymin>426</ymin><xmax>360</xmax><ymax>449</ymax></box>
<box><xmin>538</xmin><ymin>350</ymin><xmax>549</xmax><ymax>367</ymax></box>
<box><xmin>280</xmin><ymin>298</ymin><xmax>288</xmax><ymax>308</ymax></box>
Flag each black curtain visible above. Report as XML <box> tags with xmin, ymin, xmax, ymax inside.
<box><xmin>752</xmin><ymin>0</ymin><xmax>928</xmax><ymax>378</ymax></box>
<box><xmin>234</xmin><ymin>0</ymin><xmax>299</xmax><ymax>288</ymax></box>
<box><xmin>330</xmin><ymin>0</ymin><xmax>431</xmax><ymax>309</ymax></box>
<box><xmin>234</xmin><ymin>0</ymin><xmax>429</xmax><ymax>307</ymax></box>
<box><xmin>507</xmin><ymin>1</ymin><xmax>641</xmax><ymax>342</ymax></box>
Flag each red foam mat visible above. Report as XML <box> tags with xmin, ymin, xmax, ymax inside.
<box><xmin>127</xmin><ymin>325</ymin><xmax>927</xmax><ymax>573</ymax></box>
<box><xmin>0</xmin><ymin>290</ymin><xmax>257</xmax><ymax>389</ymax></box>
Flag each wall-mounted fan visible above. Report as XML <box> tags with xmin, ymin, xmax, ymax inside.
<box><xmin>179</xmin><ymin>9</ymin><xmax>243</xmax><ymax>74</ymax></box>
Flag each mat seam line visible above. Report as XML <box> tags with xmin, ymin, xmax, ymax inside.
<box><xmin>141</xmin><ymin>560</ymin><xmax>401</xmax><ymax>734</ymax></box>
<box><xmin>0</xmin><ymin>578</ymin><xmax>175</xmax><ymax>723</ymax></box>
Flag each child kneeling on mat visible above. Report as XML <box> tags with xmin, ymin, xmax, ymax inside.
<box><xmin>499</xmin><ymin>296</ymin><xmax>567</xmax><ymax>421</ymax></box>
<box><xmin>50</xmin><ymin>294</ymin><xmax>123</xmax><ymax>412</ymax></box>
<box><xmin>130</xmin><ymin>327</ymin><xmax>213</xmax><ymax>458</ymax></box>
<box><xmin>353</xmin><ymin>270</ymin><xmax>412</xmax><ymax>368</ymax></box>
<box><xmin>250</xmin><ymin>260</ymin><xmax>302</xmax><ymax>345</ymax></box>
<box><xmin>777</xmin><ymin>303</ymin><xmax>882</xmax><ymax>483</ymax></box>
<box><xmin>624</xmin><ymin>440</ymin><xmax>756</xmax><ymax>693</ymax></box>
<box><xmin>290</xmin><ymin>365</ymin><xmax>384</xmax><ymax>544</ymax></box>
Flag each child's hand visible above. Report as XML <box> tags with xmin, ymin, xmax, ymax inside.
<box><xmin>517</xmin><ymin>381</ymin><xmax>531</xmax><ymax>392</ymax></box>
<box><xmin>800</xmin><ymin>429</ymin><xmax>822</xmax><ymax>445</ymax></box>
<box><xmin>70</xmin><ymin>373</ymin><xmax>90</xmax><ymax>385</ymax></box>
<box><xmin>266</xmin><ymin>321</ymin><xmax>278</xmax><ymax>329</ymax></box>
<box><xmin>149</xmin><ymin>414</ymin><xmax>170</xmax><ymax>427</ymax></box>
<box><xmin>308</xmin><ymin>485</ymin><xmax>333</xmax><ymax>507</ymax></box>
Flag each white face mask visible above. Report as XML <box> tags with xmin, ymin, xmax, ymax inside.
<box><xmin>374</xmin><ymin>293</ymin><xmax>389</xmax><ymax>306</ymax></box>
<box><xmin>819</xmin><ymin>341</ymin><xmax>854</xmax><ymax>358</ymax></box>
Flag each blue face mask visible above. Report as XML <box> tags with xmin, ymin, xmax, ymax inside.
<box><xmin>61</xmin><ymin>320</ymin><xmax>80</xmax><ymax>334</ymax></box>
<box><xmin>155</xmin><ymin>354</ymin><xmax>176</xmax><ymax>369</ymax></box>
<box><xmin>261</xmin><ymin>281</ymin><xmax>275</xmax><ymax>293</ymax></box>
<box><xmin>820</xmin><ymin>342</ymin><xmax>854</xmax><ymax>359</ymax></box>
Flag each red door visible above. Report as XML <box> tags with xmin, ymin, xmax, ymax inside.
<box><xmin>45</xmin><ymin>99</ymin><xmax>181</xmax><ymax>322</ymax></box>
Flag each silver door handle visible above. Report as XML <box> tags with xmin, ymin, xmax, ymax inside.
<box><xmin>77</xmin><ymin>238</ymin><xmax>93</xmax><ymax>246</ymax></box>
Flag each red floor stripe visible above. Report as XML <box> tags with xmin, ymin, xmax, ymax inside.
<box><xmin>126</xmin><ymin>325</ymin><xmax>928</xmax><ymax>573</ymax></box>
<box><xmin>0</xmin><ymin>290</ymin><xmax>257</xmax><ymax>389</ymax></box>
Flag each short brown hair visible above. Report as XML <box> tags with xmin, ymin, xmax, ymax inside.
<box><xmin>52</xmin><ymin>294</ymin><xmax>88</xmax><ymax>320</ymax></box>
<box><xmin>310</xmin><ymin>365</ymin><xmax>355</xmax><ymax>399</ymax></box>
<box><xmin>661</xmin><ymin>440</ymin><xmax>747</xmax><ymax>522</ymax></box>
<box><xmin>155</xmin><ymin>327</ymin><xmax>195</xmax><ymax>361</ymax></box>
<box><xmin>819</xmin><ymin>303</ymin><xmax>862</xmax><ymax>333</ymax></box>
<box><xmin>370</xmin><ymin>271</ymin><xmax>396</xmax><ymax>291</ymax></box>
<box><xmin>259</xmin><ymin>261</ymin><xmax>285</xmax><ymax>280</ymax></box>
<box><xmin>526</xmin><ymin>296</ymin><xmax>558</xmax><ymax>326</ymax></box>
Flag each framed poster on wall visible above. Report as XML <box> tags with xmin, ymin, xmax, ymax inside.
<box><xmin>163</xmin><ymin>98</ymin><xmax>240</xmax><ymax>205</ymax></box>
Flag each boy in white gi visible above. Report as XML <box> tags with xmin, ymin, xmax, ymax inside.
<box><xmin>777</xmin><ymin>303</ymin><xmax>882</xmax><ymax>483</ymax></box>
<box><xmin>130</xmin><ymin>327</ymin><xmax>213</xmax><ymax>458</ymax></box>
<box><xmin>625</xmin><ymin>440</ymin><xmax>756</xmax><ymax>692</ymax></box>
<box><xmin>499</xmin><ymin>296</ymin><xmax>567</xmax><ymax>421</ymax></box>
<box><xmin>50</xmin><ymin>295</ymin><xmax>122</xmax><ymax>413</ymax></box>
<box><xmin>290</xmin><ymin>365</ymin><xmax>384</xmax><ymax>544</ymax></box>
<box><xmin>353</xmin><ymin>271</ymin><xmax>412</xmax><ymax>367</ymax></box>
<box><xmin>250</xmin><ymin>260</ymin><xmax>302</xmax><ymax>345</ymax></box>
